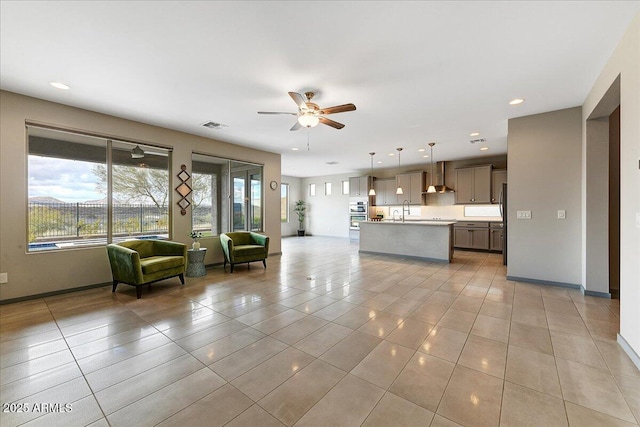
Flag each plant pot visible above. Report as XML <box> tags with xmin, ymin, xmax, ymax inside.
<box><xmin>192</xmin><ymin>241</ymin><xmax>201</xmax><ymax>250</ymax></box>
<box><xmin>297</xmin><ymin>230</ymin><xmax>306</xmax><ymax>237</ymax></box>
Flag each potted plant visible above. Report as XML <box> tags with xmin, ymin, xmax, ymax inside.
<box><xmin>293</xmin><ymin>200</ymin><xmax>307</xmax><ymax>236</ymax></box>
<box><xmin>188</xmin><ymin>230</ymin><xmax>203</xmax><ymax>250</ymax></box>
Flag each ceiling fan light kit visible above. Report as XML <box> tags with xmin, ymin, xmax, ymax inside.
<box><xmin>298</xmin><ymin>113</ymin><xmax>319</xmax><ymax>128</ymax></box>
<box><xmin>258</xmin><ymin>91</ymin><xmax>356</xmax><ymax>134</ymax></box>
<box><xmin>131</xmin><ymin>145</ymin><xmax>145</xmax><ymax>159</ymax></box>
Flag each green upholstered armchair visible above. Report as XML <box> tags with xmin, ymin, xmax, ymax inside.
<box><xmin>106</xmin><ymin>240</ymin><xmax>187</xmax><ymax>298</ymax></box>
<box><xmin>220</xmin><ymin>232</ymin><xmax>269</xmax><ymax>273</ymax></box>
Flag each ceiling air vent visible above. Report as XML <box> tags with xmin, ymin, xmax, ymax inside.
<box><xmin>470</xmin><ymin>138</ymin><xmax>486</xmax><ymax>144</ymax></box>
<box><xmin>326</xmin><ymin>161</ymin><xmax>339</xmax><ymax>165</ymax></box>
<box><xmin>201</xmin><ymin>121</ymin><xmax>228</xmax><ymax>130</ymax></box>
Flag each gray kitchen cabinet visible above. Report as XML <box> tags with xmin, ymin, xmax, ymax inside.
<box><xmin>349</xmin><ymin>176</ymin><xmax>370</xmax><ymax>197</ymax></box>
<box><xmin>454</xmin><ymin>222</ymin><xmax>490</xmax><ymax>250</ymax></box>
<box><xmin>491</xmin><ymin>169</ymin><xmax>507</xmax><ymax>204</ymax></box>
<box><xmin>490</xmin><ymin>222</ymin><xmax>504</xmax><ymax>252</ymax></box>
<box><xmin>373</xmin><ymin>178</ymin><xmax>396</xmax><ymax>205</ymax></box>
<box><xmin>455</xmin><ymin>165</ymin><xmax>492</xmax><ymax>204</ymax></box>
<box><xmin>395</xmin><ymin>171</ymin><xmax>425</xmax><ymax>205</ymax></box>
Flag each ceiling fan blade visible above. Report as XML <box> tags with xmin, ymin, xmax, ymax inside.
<box><xmin>288</xmin><ymin>92</ymin><xmax>307</xmax><ymax>110</ymax></box>
<box><xmin>319</xmin><ymin>116</ymin><xmax>345</xmax><ymax>129</ymax></box>
<box><xmin>319</xmin><ymin>103</ymin><xmax>356</xmax><ymax>115</ymax></box>
<box><xmin>257</xmin><ymin>111</ymin><xmax>297</xmax><ymax>115</ymax></box>
<box><xmin>290</xmin><ymin>121</ymin><xmax>302</xmax><ymax>131</ymax></box>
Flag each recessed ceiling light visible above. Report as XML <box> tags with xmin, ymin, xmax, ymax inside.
<box><xmin>509</xmin><ymin>98</ymin><xmax>525</xmax><ymax>105</ymax></box>
<box><xmin>376</xmin><ymin>161</ymin><xmax>383</xmax><ymax>164</ymax></box>
<box><xmin>50</xmin><ymin>81</ymin><xmax>70</xmax><ymax>90</ymax></box>
<box><xmin>423</xmin><ymin>155</ymin><xmax>430</xmax><ymax>158</ymax></box>
<box><xmin>291</xmin><ymin>147</ymin><xmax>299</xmax><ymax>151</ymax></box>
<box><xmin>480</xmin><ymin>147</ymin><xmax>489</xmax><ymax>151</ymax></box>
<box><xmin>470</xmin><ymin>132</ymin><xmax>480</xmax><ymax>137</ymax></box>
<box><xmin>418</xmin><ymin>148</ymin><xmax>426</xmax><ymax>152</ymax></box>
<box><xmin>388</xmin><ymin>153</ymin><xmax>395</xmax><ymax>156</ymax></box>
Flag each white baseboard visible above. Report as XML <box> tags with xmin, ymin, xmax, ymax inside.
<box><xmin>617</xmin><ymin>333</ymin><xmax>640</xmax><ymax>371</ymax></box>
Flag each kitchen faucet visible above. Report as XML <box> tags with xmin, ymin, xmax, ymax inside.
<box><xmin>402</xmin><ymin>200</ymin><xmax>410</xmax><ymax>223</ymax></box>
<box><xmin>392</xmin><ymin>209</ymin><xmax>399</xmax><ymax>222</ymax></box>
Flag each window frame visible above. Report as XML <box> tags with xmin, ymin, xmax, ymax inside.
<box><xmin>191</xmin><ymin>152</ymin><xmax>264</xmax><ymax>236</ymax></box>
<box><xmin>281</xmin><ymin>183</ymin><xmax>289</xmax><ymax>223</ymax></box>
<box><xmin>26</xmin><ymin>124</ymin><xmax>172</xmax><ymax>252</ymax></box>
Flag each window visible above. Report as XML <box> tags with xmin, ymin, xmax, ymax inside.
<box><xmin>191</xmin><ymin>153</ymin><xmax>263</xmax><ymax>235</ymax></box>
<box><xmin>342</xmin><ymin>180</ymin><xmax>349</xmax><ymax>195</ymax></box>
<box><xmin>281</xmin><ymin>183</ymin><xmax>289</xmax><ymax>222</ymax></box>
<box><xmin>309</xmin><ymin>183</ymin><xmax>316</xmax><ymax>196</ymax></box>
<box><xmin>325</xmin><ymin>182</ymin><xmax>332</xmax><ymax>196</ymax></box>
<box><xmin>27</xmin><ymin>126</ymin><xmax>170</xmax><ymax>251</ymax></box>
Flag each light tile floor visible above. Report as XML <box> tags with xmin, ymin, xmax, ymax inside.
<box><xmin>1</xmin><ymin>236</ymin><xmax>638</xmax><ymax>427</ymax></box>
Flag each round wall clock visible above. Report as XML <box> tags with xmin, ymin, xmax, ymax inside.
<box><xmin>270</xmin><ymin>180</ymin><xmax>278</xmax><ymax>190</ymax></box>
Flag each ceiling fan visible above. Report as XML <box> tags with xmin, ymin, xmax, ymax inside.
<box><xmin>258</xmin><ymin>91</ymin><xmax>356</xmax><ymax>131</ymax></box>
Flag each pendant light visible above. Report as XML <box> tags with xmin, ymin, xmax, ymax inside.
<box><xmin>395</xmin><ymin>147</ymin><xmax>404</xmax><ymax>195</ymax></box>
<box><xmin>368</xmin><ymin>152</ymin><xmax>376</xmax><ymax>196</ymax></box>
<box><xmin>426</xmin><ymin>142</ymin><xmax>437</xmax><ymax>193</ymax></box>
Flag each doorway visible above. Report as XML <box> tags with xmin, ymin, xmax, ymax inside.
<box><xmin>609</xmin><ymin>106</ymin><xmax>620</xmax><ymax>298</ymax></box>
<box><xmin>584</xmin><ymin>75</ymin><xmax>620</xmax><ymax>299</ymax></box>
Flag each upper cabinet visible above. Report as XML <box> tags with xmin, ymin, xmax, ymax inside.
<box><xmin>491</xmin><ymin>169</ymin><xmax>507</xmax><ymax>204</ymax></box>
<box><xmin>373</xmin><ymin>178</ymin><xmax>396</xmax><ymax>206</ymax></box>
<box><xmin>396</xmin><ymin>171</ymin><xmax>425</xmax><ymax>205</ymax></box>
<box><xmin>349</xmin><ymin>176</ymin><xmax>370</xmax><ymax>197</ymax></box>
<box><xmin>455</xmin><ymin>165</ymin><xmax>492</xmax><ymax>204</ymax></box>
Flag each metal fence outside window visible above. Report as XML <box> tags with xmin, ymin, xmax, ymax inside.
<box><xmin>28</xmin><ymin>202</ymin><xmax>169</xmax><ymax>241</ymax></box>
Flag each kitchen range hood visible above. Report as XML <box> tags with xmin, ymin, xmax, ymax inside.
<box><xmin>431</xmin><ymin>161</ymin><xmax>455</xmax><ymax>193</ymax></box>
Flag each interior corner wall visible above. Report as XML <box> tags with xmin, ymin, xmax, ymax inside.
<box><xmin>582</xmin><ymin>13</ymin><xmax>640</xmax><ymax>362</ymax></box>
<box><xmin>507</xmin><ymin>107</ymin><xmax>582</xmax><ymax>286</ymax></box>
<box><xmin>301</xmin><ymin>173</ymin><xmax>353</xmax><ymax>238</ymax></box>
<box><xmin>281</xmin><ymin>175</ymin><xmax>302</xmax><ymax>237</ymax></box>
<box><xmin>584</xmin><ymin>119</ymin><xmax>610</xmax><ymax>294</ymax></box>
<box><xmin>0</xmin><ymin>90</ymin><xmax>281</xmax><ymax>301</ymax></box>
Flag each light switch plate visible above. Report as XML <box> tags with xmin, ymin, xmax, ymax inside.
<box><xmin>557</xmin><ymin>210</ymin><xmax>566</xmax><ymax>219</ymax></box>
<box><xmin>516</xmin><ymin>210</ymin><xmax>532</xmax><ymax>219</ymax></box>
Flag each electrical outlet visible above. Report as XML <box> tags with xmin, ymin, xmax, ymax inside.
<box><xmin>516</xmin><ymin>210</ymin><xmax>532</xmax><ymax>219</ymax></box>
<box><xmin>557</xmin><ymin>210</ymin><xmax>566</xmax><ymax>219</ymax></box>
<box><xmin>0</xmin><ymin>273</ymin><xmax>7</xmax><ymax>284</ymax></box>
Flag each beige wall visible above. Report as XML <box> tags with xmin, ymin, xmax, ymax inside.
<box><xmin>301</xmin><ymin>173</ymin><xmax>353</xmax><ymax>238</ymax></box>
<box><xmin>281</xmin><ymin>175</ymin><xmax>302</xmax><ymax>237</ymax></box>
<box><xmin>507</xmin><ymin>107</ymin><xmax>583</xmax><ymax>286</ymax></box>
<box><xmin>0</xmin><ymin>91</ymin><xmax>281</xmax><ymax>301</ymax></box>
<box><xmin>582</xmin><ymin>14</ymin><xmax>639</xmax><ymax>362</ymax></box>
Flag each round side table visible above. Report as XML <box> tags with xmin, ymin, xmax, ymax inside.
<box><xmin>186</xmin><ymin>248</ymin><xmax>207</xmax><ymax>277</ymax></box>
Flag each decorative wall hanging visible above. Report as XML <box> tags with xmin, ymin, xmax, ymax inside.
<box><xmin>176</xmin><ymin>164</ymin><xmax>192</xmax><ymax>216</ymax></box>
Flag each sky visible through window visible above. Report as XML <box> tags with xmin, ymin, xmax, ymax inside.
<box><xmin>28</xmin><ymin>156</ymin><xmax>103</xmax><ymax>203</ymax></box>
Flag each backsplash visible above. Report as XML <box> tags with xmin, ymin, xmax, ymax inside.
<box><xmin>371</xmin><ymin>205</ymin><xmax>502</xmax><ymax>221</ymax></box>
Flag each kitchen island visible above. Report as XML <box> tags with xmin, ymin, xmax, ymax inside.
<box><xmin>359</xmin><ymin>220</ymin><xmax>455</xmax><ymax>262</ymax></box>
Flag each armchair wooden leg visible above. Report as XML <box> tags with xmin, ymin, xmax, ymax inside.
<box><xmin>230</xmin><ymin>264</ymin><xmax>234</xmax><ymax>273</ymax></box>
<box><xmin>136</xmin><ymin>286</ymin><xmax>142</xmax><ymax>299</ymax></box>
<box><xmin>112</xmin><ymin>280</ymin><xmax>118</xmax><ymax>293</ymax></box>
<box><xmin>179</xmin><ymin>273</ymin><xmax>185</xmax><ymax>285</ymax></box>
<box><xmin>263</xmin><ymin>259</ymin><xmax>267</xmax><ymax>269</ymax></box>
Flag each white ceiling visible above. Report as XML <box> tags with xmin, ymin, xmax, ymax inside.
<box><xmin>1</xmin><ymin>1</ymin><xmax>638</xmax><ymax>177</ymax></box>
